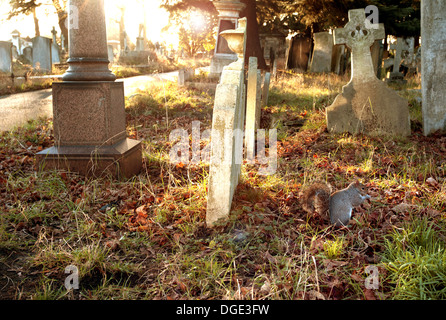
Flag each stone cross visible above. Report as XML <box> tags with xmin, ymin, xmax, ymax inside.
<box><xmin>326</xmin><ymin>8</ymin><xmax>410</xmax><ymax>136</ymax></box>
<box><xmin>334</xmin><ymin>9</ymin><xmax>385</xmax><ymax>83</ymax></box>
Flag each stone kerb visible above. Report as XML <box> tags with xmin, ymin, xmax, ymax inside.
<box><xmin>326</xmin><ymin>8</ymin><xmax>410</xmax><ymax>137</ymax></box>
<box><xmin>206</xmin><ymin>18</ymin><xmax>247</xmax><ymax>227</ymax></box>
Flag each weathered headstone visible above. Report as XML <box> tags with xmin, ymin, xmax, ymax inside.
<box><xmin>245</xmin><ymin>56</ymin><xmax>262</xmax><ymax>161</ymax></box>
<box><xmin>0</xmin><ymin>41</ymin><xmax>13</xmax><ymax>73</ymax></box>
<box><xmin>209</xmin><ymin>0</ymin><xmax>245</xmax><ymax>77</ymax></box>
<box><xmin>370</xmin><ymin>40</ymin><xmax>384</xmax><ymax>78</ymax></box>
<box><xmin>22</xmin><ymin>46</ymin><xmax>33</xmax><ymax>63</ymax></box>
<box><xmin>11</xmin><ymin>30</ymin><xmax>21</xmax><ymax>55</ymax></box>
<box><xmin>310</xmin><ymin>32</ymin><xmax>334</xmax><ymax>73</ymax></box>
<box><xmin>32</xmin><ymin>36</ymin><xmax>52</xmax><ymax>73</ymax></box>
<box><xmin>326</xmin><ymin>8</ymin><xmax>410</xmax><ymax>136</ymax></box>
<box><xmin>206</xmin><ymin>18</ymin><xmax>247</xmax><ymax>226</ymax></box>
<box><xmin>37</xmin><ymin>0</ymin><xmax>142</xmax><ymax>178</ymax></box>
<box><xmin>421</xmin><ymin>0</ymin><xmax>446</xmax><ymax>135</ymax></box>
<box><xmin>287</xmin><ymin>35</ymin><xmax>312</xmax><ymax>72</ymax></box>
<box><xmin>261</xmin><ymin>71</ymin><xmax>271</xmax><ymax>109</ymax></box>
<box><xmin>51</xmin><ymin>27</ymin><xmax>61</xmax><ymax>64</ymax></box>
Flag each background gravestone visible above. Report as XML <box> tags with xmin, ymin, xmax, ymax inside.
<box><xmin>310</xmin><ymin>32</ymin><xmax>333</xmax><ymax>73</ymax></box>
<box><xmin>0</xmin><ymin>41</ymin><xmax>13</xmax><ymax>73</ymax></box>
<box><xmin>32</xmin><ymin>36</ymin><xmax>52</xmax><ymax>73</ymax></box>
<box><xmin>326</xmin><ymin>8</ymin><xmax>410</xmax><ymax>136</ymax></box>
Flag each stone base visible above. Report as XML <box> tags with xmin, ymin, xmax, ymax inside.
<box><xmin>209</xmin><ymin>54</ymin><xmax>237</xmax><ymax>77</ymax></box>
<box><xmin>386</xmin><ymin>72</ymin><xmax>407</xmax><ymax>84</ymax></box>
<box><xmin>36</xmin><ymin>138</ymin><xmax>142</xmax><ymax>179</ymax></box>
<box><xmin>326</xmin><ymin>78</ymin><xmax>411</xmax><ymax>136</ymax></box>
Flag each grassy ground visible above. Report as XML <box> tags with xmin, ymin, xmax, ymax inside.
<box><xmin>1</xmin><ymin>71</ymin><xmax>445</xmax><ymax>300</ymax></box>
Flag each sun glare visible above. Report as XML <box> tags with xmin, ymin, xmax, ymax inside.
<box><xmin>105</xmin><ymin>0</ymin><xmax>176</xmax><ymax>47</ymax></box>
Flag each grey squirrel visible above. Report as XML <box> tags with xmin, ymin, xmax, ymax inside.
<box><xmin>301</xmin><ymin>181</ymin><xmax>371</xmax><ymax>227</ymax></box>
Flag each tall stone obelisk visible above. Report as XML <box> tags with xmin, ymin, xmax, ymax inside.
<box><xmin>37</xmin><ymin>0</ymin><xmax>142</xmax><ymax>178</ymax></box>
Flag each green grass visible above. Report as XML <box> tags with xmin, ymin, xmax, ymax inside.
<box><xmin>381</xmin><ymin>217</ymin><xmax>446</xmax><ymax>299</ymax></box>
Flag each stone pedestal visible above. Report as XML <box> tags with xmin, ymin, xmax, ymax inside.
<box><xmin>209</xmin><ymin>0</ymin><xmax>245</xmax><ymax>77</ymax></box>
<box><xmin>37</xmin><ymin>0</ymin><xmax>141</xmax><ymax>179</ymax></box>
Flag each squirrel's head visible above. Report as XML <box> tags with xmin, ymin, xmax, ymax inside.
<box><xmin>351</xmin><ymin>180</ymin><xmax>368</xmax><ymax>194</ymax></box>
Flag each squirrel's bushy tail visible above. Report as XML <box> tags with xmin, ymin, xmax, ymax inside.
<box><xmin>300</xmin><ymin>182</ymin><xmax>332</xmax><ymax>215</ymax></box>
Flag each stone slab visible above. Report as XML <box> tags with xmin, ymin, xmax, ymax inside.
<box><xmin>36</xmin><ymin>138</ymin><xmax>142</xmax><ymax>179</ymax></box>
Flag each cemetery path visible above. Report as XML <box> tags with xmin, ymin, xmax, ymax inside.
<box><xmin>0</xmin><ymin>70</ymin><xmax>179</xmax><ymax>132</ymax></box>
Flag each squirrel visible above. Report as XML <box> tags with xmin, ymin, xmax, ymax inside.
<box><xmin>301</xmin><ymin>181</ymin><xmax>371</xmax><ymax>227</ymax></box>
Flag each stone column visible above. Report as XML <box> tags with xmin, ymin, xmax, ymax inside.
<box><xmin>63</xmin><ymin>0</ymin><xmax>116</xmax><ymax>81</ymax></box>
<box><xmin>37</xmin><ymin>0</ymin><xmax>142</xmax><ymax>179</ymax></box>
<box><xmin>421</xmin><ymin>0</ymin><xmax>446</xmax><ymax>136</ymax></box>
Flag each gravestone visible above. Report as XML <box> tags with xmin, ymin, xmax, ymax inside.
<box><xmin>0</xmin><ymin>41</ymin><xmax>13</xmax><ymax>73</ymax></box>
<box><xmin>37</xmin><ymin>0</ymin><xmax>142</xmax><ymax>178</ymax></box>
<box><xmin>370</xmin><ymin>40</ymin><xmax>384</xmax><ymax>78</ymax></box>
<box><xmin>209</xmin><ymin>0</ymin><xmax>245</xmax><ymax>76</ymax></box>
<box><xmin>245</xmin><ymin>56</ymin><xmax>262</xmax><ymax>161</ymax></box>
<box><xmin>51</xmin><ymin>27</ymin><xmax>61</xmax><ymax>64</ymax></box>
<box><xmin>287</xmin><ymin>35</ymin><xmax>312</xmax><ymax>72</ymax></box>
<box><xmin>206</xmin><ymin>18</ymin><xmax>247</xmax><ymax>226</ymax></box>
<box><xmin>32</xmin><ymin>36</ymin><xmax>52</xmax><ymax>73</ymax></box>
<box><xmin>310</xmin><ymin>32</ymin><xmax>334</xmax><ymax>73</ymax></box>
<box><xmin>22</xmin><ymin>47</ymin><xmax>33</xmax><ymax>64</ymax></box>
<box><xmin>326</xmin><ymin>8</ymin><xmax>410</xmax><ymax>136</ymax></box>
<box><xmin>261</xmin><ymin>72</ymin><xmax>271</xmax><ymax>108</ymax></box>
<box><xmin>421</xmin><ymin>0</ymin><xmax>446</xmax><ymax>136</ymax></box>
<box><xmin>11</xmin><ymin>30</ymin><xmax>21</xmax><ymax>55</ymax></box>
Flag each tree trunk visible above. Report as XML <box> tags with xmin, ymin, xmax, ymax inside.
<box><xmin>240</xmin><ymin>0</ymin><xmax>267</xmax><ymax>70</ymax></box>
<box><xmin>33</xmin><ymin>7</ymin><xmax>40</xmax><ymax>37</ymax></box>
<box><xmin>52</xmin><ymin>0</ymin><xmax>68</xmax><ymax>50</ymax></box>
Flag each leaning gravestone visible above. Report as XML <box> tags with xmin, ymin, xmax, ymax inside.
<box><xmin>206</xmin><ymin>18</ymin><xmax>247</xmax><ymax>226</ymax></box>
<box><xmin>0</xmin><ymin>41</ymin><xmax>13</xmax><ymax>73</ymax></box>
<box><xmin>310</xmin><ymin>32</ymin><xmax>334</xmax><ymax>73</ymax></box>
<box><xmin>32</xmin><ymin>36</ymin><xmax>52</xmax><ymax>73</ymax></box>
<box><xmin>326</xmin><ymin>8</ymin><xmax>410</xmax><ymax>136</ymax></box>
<box><xmin>422</xmin><ymin>0</ymin><xmax>446</xmax><ymax>136</ymax></box>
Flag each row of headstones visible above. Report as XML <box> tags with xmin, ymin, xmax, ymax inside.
<box><xmin>291</xmin><ymin>31</ymin><xmax>418</xmax><ymax>81</ymax></box>
<box><xmin>0</xmin><ymin>36</ymin><xmax>61</xmax><ymax>74</ymax></box>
